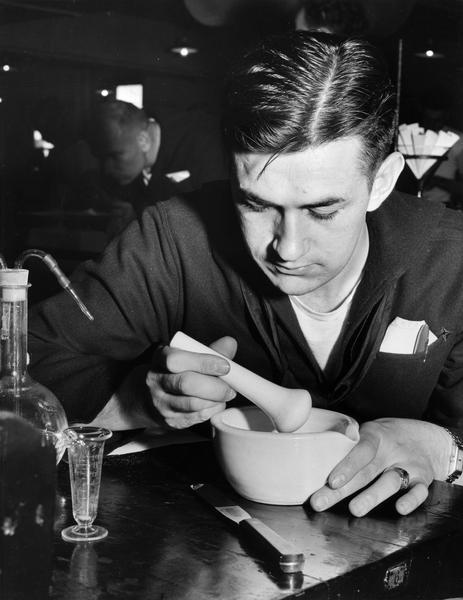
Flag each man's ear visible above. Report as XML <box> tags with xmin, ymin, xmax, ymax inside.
<box><xmin>138</xmin><ymin>120</ymin><xmax>161</xmax><ymax>163</ymax></box>
<box><xmin>367</xmin><ymin>151</ymin><xmax>405</xmax><ymax>212</ymax></box>
<box><xmin>137</xmin><ymin>129</ymin><xmax>152</xmax><ymax>153</ymax></box>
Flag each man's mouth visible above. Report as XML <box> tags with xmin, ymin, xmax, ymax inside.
<box><xmin>273</xmin><ymin>264</ymin><xmax>311</xmax><ymax>275</ymax></box>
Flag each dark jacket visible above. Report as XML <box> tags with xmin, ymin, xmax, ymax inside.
<box><xmin>28</xmin><ymin>182</ymin><xmax>463</xmax><ymax>442</ymax></box>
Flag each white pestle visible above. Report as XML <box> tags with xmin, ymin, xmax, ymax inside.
<box><xmin>170</xmin><ymin>331</ymin><xmax>312</xmax><ymax>433</ymax></box>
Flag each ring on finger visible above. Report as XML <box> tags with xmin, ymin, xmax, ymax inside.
<box><xmin>384</xmin><ymin>466</ymin><xmax>410</xmax><ymax>491</ymax></box>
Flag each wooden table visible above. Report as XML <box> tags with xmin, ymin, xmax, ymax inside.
<box><xmin>48</xmin><ymin>440</ymin><xmax>463</xmax><ymax>600</ymax></box>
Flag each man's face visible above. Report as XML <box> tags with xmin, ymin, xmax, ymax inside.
<box><xmin>97</xmin><ymin>126</ymin><xmax>146</xmax><ymax>186</ymax></box>
<box><xmin>233</xmin><ymin>137</ymin><xmax>375</xmax><ymax>303</ymax></box>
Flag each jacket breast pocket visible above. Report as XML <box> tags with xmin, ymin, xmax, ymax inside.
<box><xmin>348</xmin><ymin>337</ymin><xmax>448</xmax><ymax>420</ymax></box>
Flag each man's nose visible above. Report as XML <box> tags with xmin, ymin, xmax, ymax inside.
<box><xmin>273</xmin><ymin>213</ymin><xmax>308</xmax><ymax>262</ymax></box>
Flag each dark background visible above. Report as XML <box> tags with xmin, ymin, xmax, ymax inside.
<box><xmin>0</xmin><ymin>0</ymin><xmax>461</xmax><ymax>298</ymax></box>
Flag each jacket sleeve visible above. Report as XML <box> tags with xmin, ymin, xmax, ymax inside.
<box><xmin>427</xmin><ymin>331</ymin><xmax>463</xmax><ymax>444</ymax></box>
<box><xmin>28</xmin><ymin>205</ymin><xmax>183</xmax><ymax>423</ymax></box>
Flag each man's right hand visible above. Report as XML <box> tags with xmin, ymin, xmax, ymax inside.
<box><xmin>146</xmin><ymin>336</ymin><xmax>238</xmax><ymax>429</ymax></box>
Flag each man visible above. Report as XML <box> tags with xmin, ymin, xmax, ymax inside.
<box><xmin>87</xmin><ymin>100</ymin><xmax>228</xmax><ymax>235</ymax></box>
<box><xmin>29</xmin><ymin>32</ymin><xmax>463</xmax><ymax>518</ymax></box>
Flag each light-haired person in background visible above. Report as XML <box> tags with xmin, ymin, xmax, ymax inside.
<box><xmin>87</xmin><ymin>100</ymin><xmax>228</xmax><ymax>236</ymax></box>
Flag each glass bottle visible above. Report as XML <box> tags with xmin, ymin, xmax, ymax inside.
<box><xmin>0</xmin><ymin>268</ymin><xmax>68</xmax><ymax>462</ymax></box>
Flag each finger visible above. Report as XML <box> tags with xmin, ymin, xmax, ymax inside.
<box><xmin>327</xmin><ymin>436</ymin><xmax>378</xmax><ymax>489</ymax></box>
<box><xmin>162</xmin><ymin>399</ymin><xmax>225</xmax><ymax>429</ymax></box>
<box><xmin>347</xmin><ymin>469</ymin><xmax>413</xmax><ymax>517</ymax></box>
<box><xmin>162</xmin><ymin>396</ymin><xmax>227</xmax><ymax>415</ymax></box>
<box><xmin>311</xmin><ymin>460</ymin><xmax>379</xmax><ymax>512</ymax></box>
<box><xmin>164</xmin><ymin>347</ymin><xmax>231</xmax><ymax>376</ymax></box>
<box><xmin>395</xmin><ymin>482</ymin><xmax>429</xmax><ymax>515</ymax></box>
<box><xmin>164</xmin><ymin>410</ymin><xmax>209</xmax><ymax>430</ymax></box>
<box><xmin>147</xmin><ymin>374</ymin><xmax>224</xmax><ymax>418</ymax></box>
<box><xmin>209</xmin><ymin>336</ymin><xmax>238</xmax><ymax>360</ymax></box>
<box><xmin>147</xmin><ymin>371</ymin><xmax>236</xmax><ymax>403</ymax></box>
<box><xmin>198</xmin><ymin>403</ymin><xmax>226</xmax><ymax>421</ymax></box>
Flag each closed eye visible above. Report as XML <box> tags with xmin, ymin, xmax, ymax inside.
<box><xmin>236</xmin><ymin>196</ymin><xmax>272</xmax><ymax>212</ymax></box>
<box><xmin>237</xmin><ymin>191</ymin><xmax>343</xmax><ymax>220</ymax></box>
<box><xmin>308</xmin><ymin>208</ymin><xmax>338</xmax><ymax>221</ymax></box>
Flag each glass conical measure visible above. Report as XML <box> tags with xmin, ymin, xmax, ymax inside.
<box><xmin>0</xmin><ymin>269</ymin><xmax>68</xmax><ymax>462</ymax></box>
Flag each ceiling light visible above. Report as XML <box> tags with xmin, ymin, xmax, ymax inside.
<box><xmin>415</xmin><ymin>40</ymin><xmax>444</xmax><ymax>59</ymax></box>
<box><xmin>415</xmin><ymin>49</ymin><xmax>444</xmax><ymax>59</ymax></box>
<box><xmin>170</xmin><ymin>35</ymin><xmax>198</xmax><ymax>57</ymax></box>
<box><xmin>170</xmin><ymin>45</ymin><xmax>198</xmax><ymax>57</ymax></box>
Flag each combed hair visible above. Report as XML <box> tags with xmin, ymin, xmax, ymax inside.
<box><xmin>223</xmin><ymin>31</ymin><xmax>396</xmax><ymax>176</ymax></box>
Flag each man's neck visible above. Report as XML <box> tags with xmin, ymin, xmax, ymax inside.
<box><xmin>296</xmin><ymin>226</ymin><xmax>369</xmax><ymax>313</ymax></box>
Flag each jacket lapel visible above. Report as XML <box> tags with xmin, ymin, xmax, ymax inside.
<box><xmin>203</xmin><ymin>184</ymin><xmax>446</xmax><ymax>407</ymax></box>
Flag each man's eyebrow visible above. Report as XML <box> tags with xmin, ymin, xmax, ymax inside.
<box><xmin>238</xmin><ymin>189</ymin><xmax>346</xmax><ymax>209</ymax></box>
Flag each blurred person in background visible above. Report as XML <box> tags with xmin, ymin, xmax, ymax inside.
<box><xmin>87</xmin><ymin>100</ymin><xmax>229</xmax><ymax>237</ymax></box>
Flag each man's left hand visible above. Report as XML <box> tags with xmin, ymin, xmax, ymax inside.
<box><xmin>310</xmin><ymin>418</ymin><xmax>452</xmax><ymax>517</ymax></box>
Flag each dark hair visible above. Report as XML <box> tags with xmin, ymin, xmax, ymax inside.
<box><xmin>223</xmin><ymin>31</ymin><xmax>395</xmax><ymax>176</ymax></box>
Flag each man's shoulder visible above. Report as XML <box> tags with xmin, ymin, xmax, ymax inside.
<box><xmin>375</xmin><ymin>189</ymin><xmax>444</xmax><ymax>230</ymax></box>
<box><xmin>155</xmin><ymin>180</ymin><xmax>232</xmax><ymax>215</ymax></box>
<box><xmin>141</xmin><ymin>180</ymin><xmax>236</xmax><ymax>241</ymax></box>
<box><xmin>135</xmin><ymin>179</ymin><xmax>254</xmax><ymax>279</ymax></box>
<box><xmin>394</xmin><ymin>191</ymin><xmax>463</xmax><ymax>253</ymax></box>
<box><xmin>381</xmin><ymin>189</ymin><xmax>460</xmax><ymax>224</ymax></box>
<box><xmin>368</xmin><ymin>190</ymin><xmax>463</xmax><ymax>271</ymax></box>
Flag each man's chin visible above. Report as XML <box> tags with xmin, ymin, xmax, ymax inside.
<box><xmin>267</xmin><ymin>273</ymin><xmax>317</xmax><ymax>297</ymax></box>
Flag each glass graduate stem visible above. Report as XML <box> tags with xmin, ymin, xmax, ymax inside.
<box><xmin>62</xmin><ymin>426</ymin><xmax>112</xmax><ymax>543</ymax></box>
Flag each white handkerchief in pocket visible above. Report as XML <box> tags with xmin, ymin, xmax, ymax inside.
<box><xmin>166</xmin><ymin>170</ymin><xmax>191</xmax><ymax>183</ymax></box>
<box><xmin>380</xmin><ymin>317</ymin><xmax>437</xmax><ymax>354</ymax></box>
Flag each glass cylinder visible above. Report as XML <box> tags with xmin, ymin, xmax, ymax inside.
<box><xmin>62</xmin><ymin>425</ymin><xmax>112</xmax><ymax>542</ymax></box>
<box><xmin>0</xmin><ymin>269</ymin><xmax>68</xmax><ymax>462</ymax></box>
